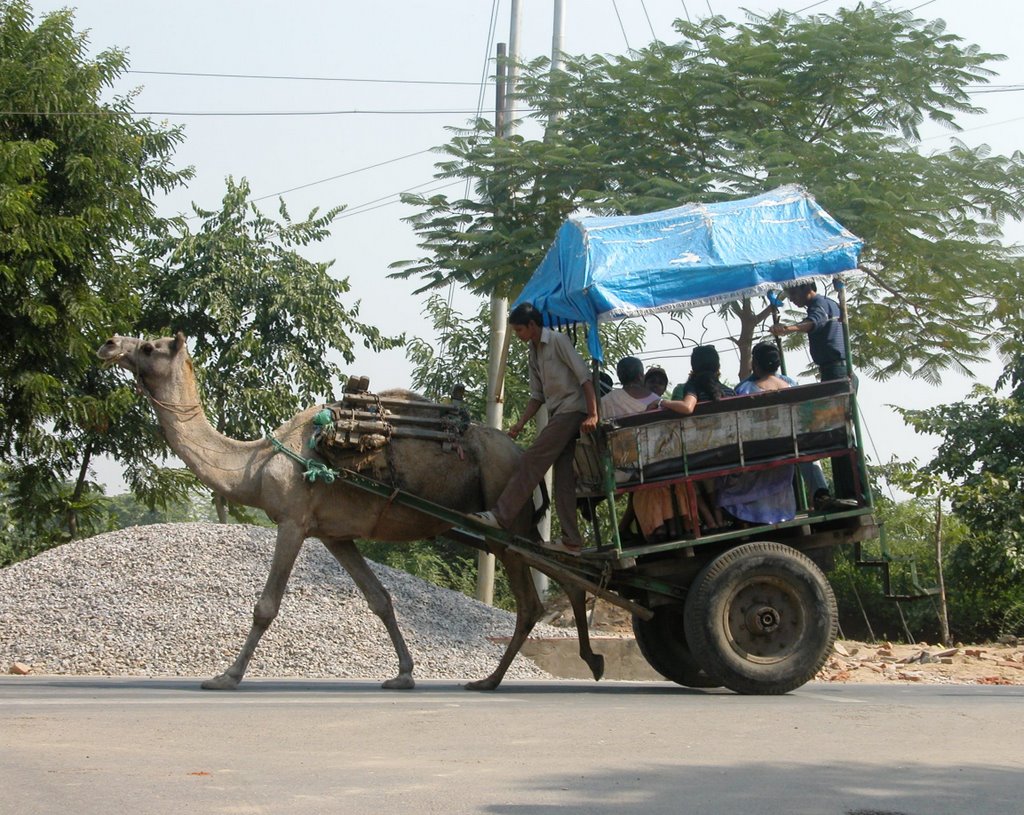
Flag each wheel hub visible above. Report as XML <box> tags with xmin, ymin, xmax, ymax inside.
<box><xmin>725</xmin><ymin>579</ymin><xmax>805</xmax><ymax>661</ymax></box>
<box><xmin>748</xmin><ymin>605</ymin><xmax>781</xmax><ymax>633</ymax></box>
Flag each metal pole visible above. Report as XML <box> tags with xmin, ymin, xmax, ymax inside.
<box><xmin>505</xmin><ymin>0</ymin><xmax>522</xmax><ymax>130</ymax></box>
<box><xmin>552</xmin><ymin>0</ymin><xmax>564</xmax><ymax>66</ymax></box>
<box><xmin>478</xmin><ymin>0</ymin><xmax>523</xmax><ymax>602</ymax></box>
<box><xmin>835</xmin><ymin>275</ymin><xmax>873</xmax><ymax>506</ymax></box>
<box><xmin>475</xmin><ymin>43</ymin><xmax>509</xmax><ymax>606</ymax></box>
<box><xmin>528</xmin><ymin>0</ymin><xmax>562</xmax><ymax>599</ymax></box>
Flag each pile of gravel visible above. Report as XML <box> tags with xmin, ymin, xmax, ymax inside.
<box><xmin>0</xmin><ymin>523</ymin><xmax>569</xmax><ymax>681</ymax></box>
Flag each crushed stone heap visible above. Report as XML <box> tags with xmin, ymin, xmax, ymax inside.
<box><xmin>0</xmin><ymin>522</ymin><xmax>565</xmax><ymax>680</ymax></box>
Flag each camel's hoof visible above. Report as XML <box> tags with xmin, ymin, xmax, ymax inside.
<box><xmin>201</xmin><ymin>673</ymin><xmax>240</xmax><ymax>690</ymax></box>
<box><xmin>587</xmin><ymin>653</ymin><xmax>606</xmax><ymax>682</ymax></box>
<box><xmin>464</xmin><ymin>677</ymin><xmax>499</xmax><ymax>692</ymax></box>
<box><xmin>381</xmin><ymin>675</ymin><xmax>415</xmax><ymax>690</ymax></box>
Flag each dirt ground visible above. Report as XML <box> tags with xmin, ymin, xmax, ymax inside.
<box><xmin>544</xmin><ymin>597</ymin><xmax>1024</xmax><ymax>686</ymax></box>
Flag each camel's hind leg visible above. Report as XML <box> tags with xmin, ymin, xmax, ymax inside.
<box><xmin>565</xmin><ymin>586</ymin><xmax>605</xmax><ymax>681</ymax></box>
<box><xmin>465</xmin><ymin>551</ymin><xmax>544</xmax><ymax>691</ymax></box>
<box><xmin>203</xmin><ymin>521</ymin><xmax>304</xmax><ymax>690</ymax></box>
<box><xmin>321</xmin><ymin>539</ymin><xmax>415</xmax><ymax>690</ymax></box>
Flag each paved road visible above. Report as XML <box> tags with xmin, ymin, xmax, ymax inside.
<box><xmin>2</xmin><ymin>677</ymin><xmax>1022</xmax><ymax>815</ymax></box>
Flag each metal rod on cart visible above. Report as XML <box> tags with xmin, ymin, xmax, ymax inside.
<box><xmin>834</xmin><ymin>275</ymin><xmax>874</xmax><ymax>507</ymax></box>
<box><xmin>769</xmin><ymin>290</ymin><xmax>788</xmax><ymax>377</ymax></box>
<box><xmin>593</xmin><ymin>361</ymin><xmax>624</xmax><ymax>554</ymax></box>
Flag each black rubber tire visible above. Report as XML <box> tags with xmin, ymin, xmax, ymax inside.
<box><xmin>631</xmin><ymin>606</ymin><xmax>722</xmax><ymax>689</ymax></box>
<box><xmin>683</xmin><ymin>542</ymin><xmax>837</xmax><ymax>695</ymax></box>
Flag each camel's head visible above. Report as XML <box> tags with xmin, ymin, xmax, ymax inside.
<box><xmin>97</xmin><ymin>332</ymin><xmax>191</xmax><ymax>389</ymax></box>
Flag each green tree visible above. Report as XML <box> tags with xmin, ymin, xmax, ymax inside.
<box><xmin>406</xmin><ymin>293</ymin><xmax>645</xmax><ymax>425</ymax></box>
<box><xmin>394</xmin><ymin>5</ymin><xmax>1024</xmax><ymax>382</ymax></box>
<box><xmin>136</xmin><ymin>177</ymin><xmax>403</xmax><ymax>520</ymax></box>
<box><xmin>105</xmin><ymin>490</ymin><xmax>246</xmax><ymax>529</ymax></box>
<box><xmin>0</xmin><ymin>1</ymin><xmax>191</xmax><ymax>551</ymax></box>
<box><xmin>831</xmin><ymin>492</ymin><xmax>969</xmax><ymax>643</ymax></box>
<box><xmin>888</xmin><ymin>357</ymin><xmax>1024</xmax><ymax>640</ymax></box>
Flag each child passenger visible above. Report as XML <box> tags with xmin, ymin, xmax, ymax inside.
<box><xmin>658</xmin><ymin>345</ymin><xmax>735</xmax><ymax>531</ymax></box>
<box><xmin>602</xmin><ymin>357</ymin><xmax>692</xmax><ymax>543</ymax></box>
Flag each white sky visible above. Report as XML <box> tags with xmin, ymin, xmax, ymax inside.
<box><xmin>31</xmin><ymin>0</ymin><xmax>1022</xmax><ymax>494</ymax></box>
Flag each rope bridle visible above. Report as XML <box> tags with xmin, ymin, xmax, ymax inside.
<box><xmin>104</xmin><ymin>346</ymin><xmax>204</xmax><ymax>422</ymax></box>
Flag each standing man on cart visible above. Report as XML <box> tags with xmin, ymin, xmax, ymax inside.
<box><xmin>474</xmin><ymin>302</ymin><xmax>599</xmax><ymax>554</ymax></box>
<box><xmin>769</xmin><ymin>281</ymin><xmax>849</xmax><ymax>381</ymax></box>
<box><xmin>770</xmin><ymin>280</ymin><xmax>859</xmax><ymax>505</ymax></box>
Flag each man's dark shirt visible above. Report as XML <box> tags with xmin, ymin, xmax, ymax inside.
<box><xmin>805</xmin><ymin>294</ymin><xmax>845</xmax><ymax>367</ymax></box>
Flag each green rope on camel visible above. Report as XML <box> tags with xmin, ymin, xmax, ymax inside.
<box><xmin>266</xmin><ymin>434</ymin><xmax>339</xmax><ymax>484</ymax></box>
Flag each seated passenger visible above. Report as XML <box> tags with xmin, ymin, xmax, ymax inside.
<box><xmin>602</xmin><ymin>356</ymin><xmax>660</xmax><ymax>416</ymax></box>
<box><xmin>717</xmin><ymin>342</ymin><xmax>798</xmax><ymax>524</ymax></box>
<box><xmin>735</xmin><ymin>341</ymin><xmax>797</xmax><ymax>395</ymax></box>
<box><xmin>643</xmin><ymin>365</ymin><xmax>669</xmax><ymax>397</ymax></box>
<box><xmin>658</xmin><ymin>346</ymin><xmax>735</xmax><ymax>531</ymax></box>
<box><xmin>661</xmin><ymin>345</ymin><xmax>736</xmax><ymax>414</ymax></box>
<box><xmin>602</xmin><ymin>356</ymin><xmax>692</xmax><ymax>542</ymax></box>
<box><xmin>735</xmin><ymin>341</ymin><xmax>831</xmax><ymax>507</ymax></box>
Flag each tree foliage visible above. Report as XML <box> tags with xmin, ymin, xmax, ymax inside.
<box><xmin>394</xmin><ymin>5</ymin><xmax>1024</xmax><ymax>383</ymax></box>
<box><xmin>139</xmin><ymin>177</ymin><xmax>404</xmax><ymax>442</ymax></box>
<box><xmin>0</xmin><ymin>1</ymin><xmax>191</xmax><ymax>551</ymax></box>
<box><xmin>132</xmin><ymin>177</ymin><xmax>403</xmax><ymax>519</ymax></box>
<box><xmin>830</xmin><ymin>493</ymin><xmax>969</xmax><ymax>643</ymax></box>
<box><xmin>883</xmin><ymin>352</ymin><xmax>1024</xmax><ymax>638</ymax></box>
<box><xmin>406</xmin><ymin>292</ymin><xmax>645</xmax><ymax>426</ymax></box>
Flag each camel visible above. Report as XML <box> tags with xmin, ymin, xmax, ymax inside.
<box><xmin>97</xmin><ymin>332</ymin><xmax>605</xmax><ymax>690</ymax></box>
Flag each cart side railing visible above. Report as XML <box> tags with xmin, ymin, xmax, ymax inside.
<box><xmin>574</xmin><ymin>379</ymin><xmax>877</xmax><ymax>558</ymax></box>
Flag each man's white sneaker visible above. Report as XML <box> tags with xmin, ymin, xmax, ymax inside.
<box><xmin>472</xmin><ymin>511</ymin><xmax>501</xmax><ymax>528</ymax></box>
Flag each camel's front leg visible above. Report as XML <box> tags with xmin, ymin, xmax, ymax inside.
<box><xmin>565</xmin><ymin>585</ymin><xmax>605</xmax><ymax>681</ymax></box>
<box><xmin>465</xmin><ymin>551</ymin><xmax>543</xmax><ymax>691</ymax></box>
<box><xmin>202</xmin><ymin>522</ymin><xmax>304</xmax><ymax>690</ymax></box>
<box><xmin>322</xmin><ymin>540</ymin><xmax>415</xmax><ymax>690</ymax></box>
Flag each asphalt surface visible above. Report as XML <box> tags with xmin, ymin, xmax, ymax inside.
<box><xmin>2</xmin><ymin>677</ymin><xmax>1022</xmax><ymax>815</ymax></box>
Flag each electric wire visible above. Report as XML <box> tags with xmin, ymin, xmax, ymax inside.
<box><xmin>249</xmin><ymin>148</ymin><xmax>434</xmax><ymax>204</ymax></box>
<box><xmin>639</xmin><ymin>0</ymin><xmax>659</xmax><ymax>42</ymax></box>
<box><xmin>0</xmin><ymin>106</ymin><xmax>542</xmax><ymax>118</ymax></box>
<box><xmin>127</xmin><ymin>69</ymin><xmax>480</xmax><ymax>86</ymax></box>
<box><xmin>440</xmin><ymin>0</ymin><xmax>502</xmax><ymax>364</ymax></box>
<box><xmin>794</xmin><ymin>0</ymin><xmax>833</xmax><ymax>12</ymax></box>
<box><xmin>334</xmin><ymin>178</ymin><xmax>464</xmax><ymax>220</ymax></box>
<box><xmin>610</xmin><ymin>0</ymin><xmax>632</xmax><ymax>51</ymax></box>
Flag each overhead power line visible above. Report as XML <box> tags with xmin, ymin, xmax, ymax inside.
<box><xmin>127</xmin><ymin>69</ymin><xmax>480</xmax><ymax>86</ymax></box>
<box><xmin>250</xmin><ymin>148</ymin><xmax>435</xmax><ymax>204</ymax></box>
<box><xmin>0</xmin><ymin>107</ymin><xmax>539</xmax><ymax>118</ymax></box>
<box><xmin>968</xmin><ymin>85</ymin><xmax>1024</xmax><ymax>95</ymax></box>
<box><xmin>335</xmin><ymin>179</ymin><xmax>464</xmax><ymax>220</ymax></box>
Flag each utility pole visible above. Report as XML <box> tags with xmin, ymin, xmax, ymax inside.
<box><xmin>550</xmin><ymin>0</ymin><xmax>565</xmax><ymax>116</ymax></box>
<box><xmin>475</xmin><ymin>41</ymin><xmax>510</xmax><ymax>606</ymax></box>
<box><xmin>530</xmin><ymin>0</ymin><xmax>565</xmax><ymax>600</ymax></box>
<box><xmin>476</xmin><ymin>1</ymin><xmax>523</xmax><ymax>605</ymax></box>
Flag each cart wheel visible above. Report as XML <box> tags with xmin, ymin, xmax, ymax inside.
<box><xmin>683</xmin><ymin>542</ymin><xmax>837</xmax><ymax>695</ymax></box>
<box><xmin>631</xmin><ymin>606</ymin><xmax>721</xmax><ymax>689</ymax></box>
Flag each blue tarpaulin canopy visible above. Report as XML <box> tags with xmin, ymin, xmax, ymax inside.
<box><xmin>512</xmin><ymin>185</ymin><xmax>863</xmax><ymax>362</ymax></box>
